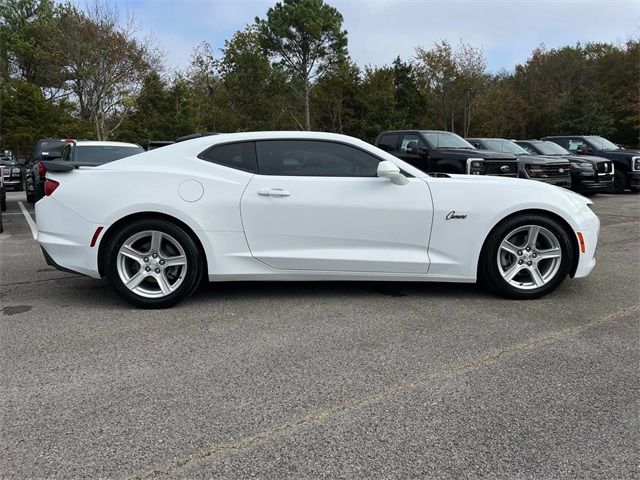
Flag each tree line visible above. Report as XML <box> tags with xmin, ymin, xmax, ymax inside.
<box><xmin>1</xmin><ymin>0</ymin><xmax>638</xmax><ymax>156</ymax></box>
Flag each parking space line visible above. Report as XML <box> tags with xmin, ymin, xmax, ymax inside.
<box><xmin>18</xmin><ymin>201</ymin><xmax>38</xmax><ymax>239</ymax></box>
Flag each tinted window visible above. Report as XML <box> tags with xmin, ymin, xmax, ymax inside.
<box><xmin>483</xmin><ymin>139</ymin><xmax>529</xmax><ymax>155</ymax></box>
<box><xmin>198</xmin><ymin>142</ymin><xmax>257</xmax><ymax>173</ymax></box>
<box><xmin>400</xmin><ymin>134</ymin><xmax>425</xmax><ymax>152</ymax></box>
<box><xmin>517</xmin><ymin>143</ymin><xmax>538</xmax><ymax>155</ymax></box>
<box><xmin>423</xmin><ymin>132</ymin><xmax>474</xmax><ymax>149</ymax></box>
<box><xmin>549</xmin><ymin>138</ymin><xmax>570</xmax><ymax>150</ymax></box>
<box><xmin>378</xmin><ymin>134</ymin><xmax>399</xmax><ymax>152</ymax></box>
<box><xmin>530</xmin><ymin>142</ymin><xmax>570</xmax><ymax>155</ymax></box>
<box><xmin>74</xmin><ymin>145</ymin><xmax>144</xmax><ymax>165</ymax></box>
<box><xmin>61</xmin><ymin>145</ymin><xmax>72</xmax><ymax>161</ymax></box>
<box><xmin>256</xmin><ymin>140</ymin><xmax>381</xmax><ymax>177</ymax></box>
<box><xmin>36</xmin><ymin>141</ymin><xmax>67</xmax><ymax>161</ymax></box>
<box><xmin>567</xmin><ymin>138</ymin><xmax>587</xmax><ymax>153</ymax></box>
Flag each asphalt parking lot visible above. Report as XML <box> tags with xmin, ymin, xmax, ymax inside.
<box><xmin>1</xmin><ymin>190</ymin><xmax>639</xmax><ymax>479</ymax></box>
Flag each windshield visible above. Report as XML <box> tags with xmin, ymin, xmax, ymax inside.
<box><xmin>423</xmin><ymin>131</ymin><xmax>474</xmax><ymax>149</ymax></box>
<box><xmin>587</xmin><ymin>136</ymin><xmax>619</xmax><ymax>151</ymax></box>
<box><xmin>483</xmin><ymin>139</ymin><xmax>529</xmax><ymax>155</ymax></box>
<box><xmin>533</xmin><ymin>142</ymin><xmax>571</xmax><ymax>155</ymax></box>
<box><xmin>74</xmin><ymin>145</ymin><xmax>144</xmax><ymax>165</ymax></box>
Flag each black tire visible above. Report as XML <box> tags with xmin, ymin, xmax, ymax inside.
<box><xmin>0</xmin><ymin>193</ymin><xmax>6</xmax><ymax>212</ymax></box>
<box><xmin>610</xmin><ymin>169</ymin><xmax>627</xmax><ymax>194</ymax></box>
<box><xmin>26</xmin><ymin>191</ymin><xmax>35</xmax><ymax>204</ymax></box>
<box><xmin>479</xmin><ymin>214</ymin><xmax>574</xmax><ymax>299</ymax></box>
<box><xmin>104</xmin><ymin>219</ymin><xmax>203</xmax><ymax>309</ymax></box>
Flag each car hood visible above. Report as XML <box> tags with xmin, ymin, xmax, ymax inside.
<box><xmin>597</xmin><ymin>149</ymin><xmax>640</xmax><ymax>160</ymax></box>
<box><xmin>439</xmin><ymin>148</ymin><xmax>516</xmax><ymax>160</ymax></box>
<box><xmin>516</xmin><ymin>154</ymin><xmax>569</xmax><ymax>165</ymax></box>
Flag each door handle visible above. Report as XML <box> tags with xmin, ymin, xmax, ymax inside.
<box><xmin>258</xmin><ymin>188</ymin><xmax>290</xmax><ymax>197</ymax></box>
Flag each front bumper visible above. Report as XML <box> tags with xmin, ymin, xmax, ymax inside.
<box><xmin>573</xmin><ymin>205</ymin><xmax>600</xmax><ymax>279</ymax></box>
<box><xmin>36</xmin><ymin>196</ymin><xmax>104</xmax><ymax>278</ymax></box>
<box><xmin>571</xmin><ymin>172</ymin><xmax>613</xmax><ymax>192</ymax></box>
<box><xmin>629</xmin><ymin>171</ymin><xmax>640</xmax><ymax>188</ymax></box>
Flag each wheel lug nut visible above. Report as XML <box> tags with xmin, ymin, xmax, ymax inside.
<box><xmin>526</xmin><ymin>247</ymin><xmax>531</xmax><ymax>252</ymax></box>
<box><xmin>155</xmin><ymin>268</ymin><xmax>160</xmax><ymax>273</ymax></box>
<box><xmin>159</xmin><ymin>260</ymin><xmax>165</xmax><ymax>265</ymax></box>
<box><xmin>143</xmin><ymin>257</ymin><xmax>149</xmax><ymax>262</ymax></box>
<box><xmin>517</xmin><ymin>251</ymin><xmax>522</xmax><ymax>256</ymax></box>
<box><xmin>518</xmin><ymin>260</ymin><xmax>523</xmax><ymax>265</ymax></box>
<box><xmin>527</xmin><ymin>261</ymin><xmax>532</xmax><ymax>266</ymax></box>
<box><xmin>152</xmin><ymin>253</ymin><xmax>158</xmax><ymax>258</ymax></box>
<box><xmin>532</xmin><ymin>253</ymin><xmax>537</xmax><ymax>258</ymax></box>
<box><xmin>145</xmin><ymin>266</ymin><xmax>151</xmax><ymax>272</ymax></box>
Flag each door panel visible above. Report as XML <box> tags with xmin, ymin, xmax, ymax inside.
<box><xmin>240</xmin><ymin>176</ymin><xmax>433</xmax><ymax>273</ymax></box>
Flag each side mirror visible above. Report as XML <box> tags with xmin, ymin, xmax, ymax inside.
<box><xmin>377</xmin><ymin>160</ymin><xmax>408</xmax><ymax>185</ymax></box>
<box><xmin>407</xmin><ymin>145</ymin><xmax>428</xmax><ymax>156</ymax></box>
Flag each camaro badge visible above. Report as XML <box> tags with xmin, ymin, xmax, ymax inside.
<box><xmin>446</xmin><ymin>211</ymin><xmax>467</xmax><ymax>220</ymax></box>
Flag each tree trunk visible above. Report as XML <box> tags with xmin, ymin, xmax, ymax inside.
<box><xmin>303</xmin><ymin>70</ymin><xmax>311</xmax><ymax>131</ymax></box>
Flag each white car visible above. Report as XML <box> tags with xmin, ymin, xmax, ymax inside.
<box><xmin>35</xmin><ymin>131</ymin><xmax>599</xmax><ymax>308</ymax></box>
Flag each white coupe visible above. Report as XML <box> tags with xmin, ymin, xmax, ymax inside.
<box><xmin>35</xmin><ymin>131</ymin><xmax>599</xmax><ymax>308</ymax></box>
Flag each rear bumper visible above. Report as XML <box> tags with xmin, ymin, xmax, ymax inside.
<box><xmin>36</xmin><ymin>196</ymin><xmax>104</xmax><ymax>278</ymax></box>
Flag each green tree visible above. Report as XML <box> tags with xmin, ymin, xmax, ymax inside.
<box><xmin>255</xmin><ymin>0</ymin><xmax>347</xmax><ymax>130</ymax></box>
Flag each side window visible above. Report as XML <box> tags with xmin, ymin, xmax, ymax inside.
<box><xmin>255</xmin><ymin>140</ymin><xmax>381</xmax><ymax>177</ymax></box>
<box><xmin>377</xmin><ymin>134</ymin><xmax>399</xmax><ymax>152</ymax></box>
<box><xmin>198</xmin><ymin>142</ymin><xmax>257</xmax><ymax>173</ymax></box>
<box><xmin>400</xmin><ymin>134</ymin><xmax>425</xmax><ymax>152</ymax></box>
<box><xmin>567</xmin><ymin>138</ymin><xmax>586</xmax><ymax>153</ymax></box>
<box><xmin>61</xmin><ymin>145</ymin><xmax>71</xmax><ymax>161</ymax></box>
<box><xmin>520</xmin><ymin>144</ymin><xmax>537</xmax><ymax>155</ymax></box>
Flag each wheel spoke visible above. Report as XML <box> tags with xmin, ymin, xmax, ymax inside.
<box><xmin>163</xmin><ymin>255</ymin><xmax>187</xmax><ymax>267</ymax></box>
<box><xmin>502</xmin><ymin>262</ymin><xmax>524</xmax><ymax>282</ymax></box>
<box><xmin>156</xmin><ymin>272</ymin><xmax>172</xmax><ymax>295</ymax></box>
<box><xmin>500</xmin><ymin>240</ymin><xmax>520</xmax><ymax>256</ymax></box>
<box><xmin>537</xmin><ymin>247</ymin><xmax>561</xmax><ymax>260</ymax></box>
<box><xmin>149</xmin><ymin>231</ymin><xmax>162</xmax><ymax>254</ymax></box>
<box><xmin>120</xmin><ymin>245</ymin><xmax>144</xmax><ymax>263</ymax></box>
<box><xmin>125</xmin><ymin>271</ymin><xmax>146</xmax><ymax>290</ymax></box>
<box><xmin>529</xmin><ymin>266</ymin><xmax>545</xmax><ymax>287</ymax></box>
<box><xmin>527</xmin><ymin>226</ymin><xmax>541</xmax><ymax>248</ymax></box>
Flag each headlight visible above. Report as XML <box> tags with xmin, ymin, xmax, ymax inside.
<box><xmin>525</xmin><ymin>165</ymin><xmax>545</xmax><ymax>177</ymax></box>
<box><xmin>466</xmin><ymin>158</ymin><xmax>485</xmax><ymax>175</ymax></box>
<box><xmin>632</xmin><ymin>156</ymin><xmax>640</xmax><ymax>171</ymax></box>
<box><xmin>570</xmin><ymin>162</ymin><xmax>594</xmax><ymax>170</ymax></box>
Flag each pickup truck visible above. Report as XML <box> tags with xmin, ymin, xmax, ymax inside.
<box><xmin>467</xmin><ymin>138</ymin><xmax>571</xmax><ymax>188</ymax></box>
<box><xmin>542</xmin><ymin>135</ymin><xmax>639</xmax><ymax>193</ymax></box>
<box><xmin>375</xmin><ymin>130</ymin><xmax>518</xmax><ymax>177</ymax></box>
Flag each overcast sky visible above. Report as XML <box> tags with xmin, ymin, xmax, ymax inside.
<box><xmin>73</xmin><ymin>0</ymin><xmax>639</xmax><ymax>73</ymax></box>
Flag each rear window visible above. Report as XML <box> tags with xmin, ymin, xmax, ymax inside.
<box><xmin>35</xmin><ymin>141</ymin><xmax>67</xmax><ymax>161</ymax></box>
<box><xmin>74</xmin><ymin>145</ymin><xmax>144</xmax><ymax>165</ymax></box>
<box><xmin>198</xmin><ymin>142</ymin><xmax>257</xmax><ymax>173</ymax></box>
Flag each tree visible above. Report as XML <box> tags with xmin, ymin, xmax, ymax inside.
<box><xmin>255</xmin><ymin>0</ymin><xmax>347</xmax><ymax>130</ymax></box>
<box><xmin>59</xmin><ymin>1</ymin><xmax>158</xmax><ymax>139</ymax></box>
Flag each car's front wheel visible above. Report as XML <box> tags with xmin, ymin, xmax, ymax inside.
<box><xmin>610</xmin><ymin>170</ymin><xmax>627</xmax><ymax>194</ymax></box>
<box><xmin>104</xmin><ymin>219</ymin><xmax>203</xmax><ymax>308</ymax></box>
<box><xmin>479</xmin><ymin>214</ymin><xmax>574</xmax><ymax>299</ymax></box>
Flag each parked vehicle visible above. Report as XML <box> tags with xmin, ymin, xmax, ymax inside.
<box><xmin>141</xmin><ymin>140</ymin><xmax>174</xmax><ymax>151</ymax></box>
<box><xmin>25</xmin><ymin>139</ymin><xmax>71</xmax><ymax>203</ymax></box>
<box><xmin>0</xmin><ymin>165</ymin><xmax>6</xmax><ymax>213</ymax></box>
<box><xmin>375</xmin><ymin>130</ymin><xmax>518</xmax><ymax>177</ymax></box>
<box><xmin>467</xmin><ymin>138</ymin><xmax>571</xmax><ymax>188</ymax></box>
<box><xmin>175</xmin><ymin>132</ymin><xmax>219</xmax><ymax>143</ymax></box>
<box><xmin>542</xmin><ymin>135</ymin><xmax>639</xmax><ymax>193</ymax></box>
<box><xmin>0</xmin><ymin>153</ymin><xmax>23</xmax><ymax>191</ymax></box>
<box><xmin>36</xmin><ymin>131</ymin><xmax>599</xmax><ymax>308</ymax></box>
<box><xmin>516</xmin><ymin>140</ymin><xmax>614</xmax><ymax>195</ymax></box>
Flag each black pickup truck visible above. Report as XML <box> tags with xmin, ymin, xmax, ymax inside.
<box><xmin>516</xmin><ymin>140</ymin><xmax>613</xmax><ymax>195</ymax></box>
<box><xmin>375</xmin><ymin>130</ymin><xmax>518</xmax><ymax>177</ymax></box>
<box><xmin>467</xmin><ymin>138</ymin><xmax>571</xmax><ymax>188</ymax></box>
<box><xmin>542</xmin><ymin>135</ymin><xmax>639</xmax><ymax>193</ymax></box>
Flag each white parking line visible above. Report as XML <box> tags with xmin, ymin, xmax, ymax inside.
<box><xmin>18</xmin><ymin>201</ymin><xmax>38</xmax><ymax>239</ymax></box>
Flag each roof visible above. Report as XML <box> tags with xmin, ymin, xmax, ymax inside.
<box><xmin>74</xmin><ymin>141</ymin><xmax>141</xmax><ymax>148</ymax></box>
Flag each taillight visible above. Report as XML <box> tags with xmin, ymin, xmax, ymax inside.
<box><xmin>36</xmin><ymin>161</ymin><xmax>46</xmax><ymax>177</ymax></box>
<box><xmin>44</xmin><ymin>179</ymin><xmax>59</xmax><ymax>196</ymax></box>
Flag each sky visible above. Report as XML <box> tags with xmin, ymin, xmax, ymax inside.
<box><xmin>70</xmin><ymin>0</ymin><xmax>639</xmax><ymax>73</ymax></box>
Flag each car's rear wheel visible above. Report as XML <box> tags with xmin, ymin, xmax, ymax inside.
<box><xmin>610</xmin><ymin>170</ymin><xmax>627</xmax><ymax>194</ymax></box>
<box><xmin>479</xmin><ymin>214</ymin><xmax>574</xmax><ymax>299</ymax></box>
<box><xmin>104</xmin><ymin>219</ymin><xmax>202</xmax><ymax>308</ymax></box>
